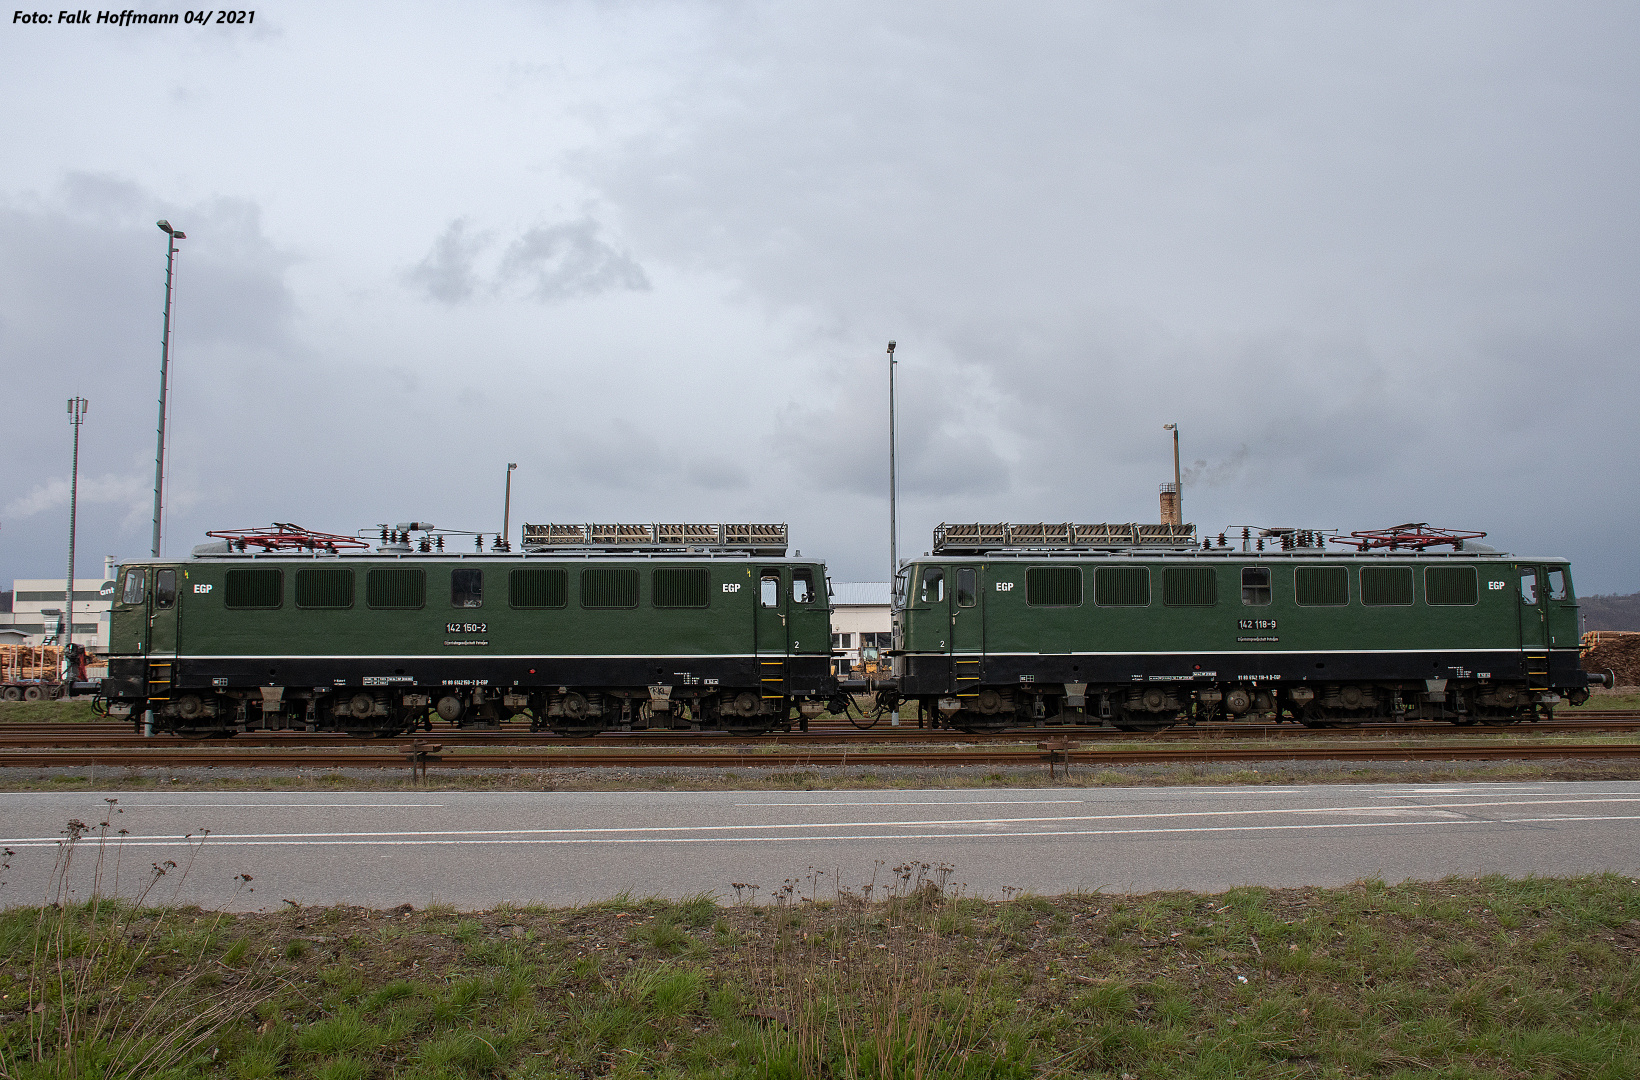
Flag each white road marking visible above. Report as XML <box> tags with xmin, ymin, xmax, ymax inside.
<box><xmin>15</xmin><ymin>816</ymin><xmax>1635</xmax><ymax>847</ymax></box>
<box><xmin>734</xmin><ymin>800</ymin><xmax>1086</xmax><ymax>807</ymax></box>
<box><xmin>4</xmin><ymin>796</ymin><xmax>1636</xmax><ymax>847</ymax></box>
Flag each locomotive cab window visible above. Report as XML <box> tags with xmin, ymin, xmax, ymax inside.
<box><xmin>1519</xmin><ymin>568</ymin><xmax>1538</xmax><ymax>605</ymax></box>
<box><xmin>451</xmin><ymin>568</ymin><xmax>483</xmax><ymax>608</ymax></box>
<box><xmin>1241</xmin><ymin>567</ymin><xmax>1271</xmax><ymax>606</ymax></box>
<box><xmin>120</xmin><ymin>568</ymin><xmax>147</xmax><ymax>605</ymax></box>
<box><xmin>154</xmin><ymin>569</ymin><xmax>177</xmax><ymax>610</ymax></box>
<box><xmin>956</xmin><ymin>567</ymin><xmax>977</xmax><ymax>607</ymax></box>
<box><xmin>791</xmin><ymin>568</ymin><xmax>814</xmax><ymax>604</ymax></box>
<box><xmin>920</xmin><ymin>567</ymin><xmax>944</xmax><ymax>604</ymax></box>
<box><xmin>760</xmin><ymin>571</ymin><xmax>781</xmax><ymax>608</ymax></box>
<box><xmin>1547</xmin><ymin>568</ymin><xmax>1568</xmax><ymax>601</ymax></box>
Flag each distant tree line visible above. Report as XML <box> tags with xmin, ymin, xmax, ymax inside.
<box><xmin>1581</xmin><ymin>592</ymin><xmax>1640</xmax><ymax>631</ymax></box>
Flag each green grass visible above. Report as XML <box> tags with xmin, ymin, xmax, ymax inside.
<box><xmin>3</xmin><ymin>874</ymin><xmax>1639</xmax><ymax>1078</ymax></box>
<box><xmin>0</xmin><ymin>699</ymin><xmax>102</xmax><ymax>723</ymax></box>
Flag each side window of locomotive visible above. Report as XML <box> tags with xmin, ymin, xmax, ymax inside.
<box><xmin>920</xmin><ymin>567</ymin><xmax>945</xmax><ymax>604</ymax></box>
<box><xmin>956</xmin><ymin>567</ymin><xmax>977</xmax><ymax>607</ymax></box>
<box><xmin>1094</xmin><ymin>566</ymin><xmax>1149</xmax><ymax>607</ymax></box>
<box><xmin>1241</xmin><ymin>566</ymin><xmax>1271</xmax><ymax>606</ymax></box>
<box><xmin>760</xmin><ymin>571</ymin><xmax>781</xmax><ymax>608</ymax></box>
<box><xmin>1360</xmin><ymin>566</ymin><xmax>1413</xmax><ymax>606</ymax></box>
<box><xmin>154</xmin><ymin>569</ymin><xmax>177</xmax><ymax>609</ymax></box>
<box><xmin>1162</xmin><ymin>566</ymin><xmax>1216</xmax><ymax>606</ymax></box>
<box><xmin>366</xmin><ymin>567</ymin><xmax>426</xmax><ymax>609</ymax></box>
<box><xmin>120</xmin><ymin>568</ymin><xmax>147</xmax><ymax>606</ymax></box>
<box><xmin>791</xmin><ymin>568</ymin><xmax>814</xmax><ymax>604</ymax></box>
<box><xmin>581</xmin><ymin>567</ymin><xmax>639</xmax><ymax>609</ymax></box>
<box><xmin>1518</xmin><ymin>568</ymin><xmax>1538</xmax><ymax>605</ymax></box>
<box><xmin>1294</xmin><ymin>566</ymin><xmax>1349</xmax><ymax>607</ymax></box>
<box><xmin>295</xmin><ymin>567</ymin><xmax>354</xmax><ymax>609</ymax></box>
<box><xmin>654</xmin><ymin>568</ymin><xmax>710</xmax><ymax>608</ymax></box>
<box><xmin>1424</xmin><ymin>565</ymin><xmax>1478</xmax><ymax>606</ymax></box>
<box><xmin>451</xmin><ymin>568</ymin><xmax>483</xmax><ymax>608</ymax></box>
<box><xmin>1547</xmin><ymin>568</ymin><xmax>1568</xmax><ymax>601</ymax></box>
<box><xmin>1026</xmin><ymin>567</ymin><xmax>1082</xmax><ymax>606</ymax></box>
<box><xmin>225</xmin><ymin>568</ymin><xmax>283</xmax><ymax>609</ymax></box>
<box><xmin>510</xmin><ymin>567</ymin><xmax>567</xmax><ymax>608</ymax></box>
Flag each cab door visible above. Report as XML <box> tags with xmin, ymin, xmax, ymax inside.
<box><xmin>148</xmin><ymin>567</ymin><xmax>181</xmax><ymax>657</ymax></box>
<box><xmin>1516</xmin><ymin>564</ymin><xmax>1549</xmax><ymax>689</ymax></box>
<box><xmin>909</xmin><ymin>564</ymin><xmax>953</xmax><ymax>692</ymax></box>
<box><xmin>951</xmin><ymin>565</ymin><xmax>983</xmax><ymax>699</ymax></box>
<box><xmin>754</xmin><ymin>567</ymin><xmax>789</xmax><ymax>702</ymax></box>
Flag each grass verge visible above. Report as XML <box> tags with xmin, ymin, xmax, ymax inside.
<box><xmin>2</xmin><ymin>851</ymin><xmax>1638</xmax><ymax>1078</ymax></box>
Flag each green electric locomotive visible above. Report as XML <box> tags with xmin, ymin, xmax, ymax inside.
<box><xmin>102</xmin><ymin>523</ymin><xmax>840</xmax><ymax>738</ymax></box>
<box><xmin>891</xmin><ymin>522</ymin><xmax>1601</xmax><ymax>731</ymax></box>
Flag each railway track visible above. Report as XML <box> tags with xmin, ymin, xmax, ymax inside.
<box><xmin>2</xmin><ymin>712</ymin><xmax>1639</xmax><ymax>748</ymax></box>
<box><xmin>3</xmin><ymin>740</ymin><xmax>1640</xmax><ymax>771</ymax></box>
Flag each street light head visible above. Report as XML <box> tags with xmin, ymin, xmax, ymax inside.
<box><xmin>157</xmin><ymin>220</ymin><xmax>171</xmax><ymax>233</ymax></box>
<box><xmin>172</xmin><ymin>230</ymin><xmax>185</xmax><ymax>240</ymax></box>
<box><xmin>508</xmin><ymin>463</ymin><xmax>517</xmax><ymax>470</ymax></box>
<box><xmin>157</xmin><ymin>220</ymin><xmax>185</xmax><ymax>239</ymax></box>
<box><xmin>1163</xmin><ymin>423</ymin><xmax>1176</xmax><ymax>431</ymax></box>
<box><xmin>886</xmin><ymin>340</ymin><xmax>896</xmax><ymax>354</ymax></box>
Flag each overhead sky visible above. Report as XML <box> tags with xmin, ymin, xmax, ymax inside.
<box><xmin>2</xmin><ymin>2</ymin><xmax>1637</xmax><ymax>592</ymax></box>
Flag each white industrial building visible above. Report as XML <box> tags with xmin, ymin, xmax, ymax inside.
<box><xmin>0</xmin><ymin>557</ymin><xmax>119</xmax><ymax>652</ymax></box>
<box><xmin>829</xmin><ymin>581</ymin><xmax>892</xmax><ymax>677</ymax></box>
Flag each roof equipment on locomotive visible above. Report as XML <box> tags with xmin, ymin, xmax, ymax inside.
<box><xmin>523</xmin><ymin>523</ymin><xmax>789</xmax><ymax>556</ymax></box>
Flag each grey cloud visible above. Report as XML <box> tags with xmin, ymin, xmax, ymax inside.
<box><xmin>405</xmin><ymin>218</ymin><xmax>490</xmax><ymax>304</ymax></box>
<box><xmin>496</xmin><ymin>218</ymin><xmax>649</xmax><ymax>302</ymax></box>
<box><xmin>407</xmin><ymin>217</ymin><xmax>649</xmax><ymax>305</ymax></box>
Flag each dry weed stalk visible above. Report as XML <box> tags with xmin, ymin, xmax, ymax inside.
<box><xmin>743</xmin><ymin>861</ymin><xmax>1003</xmax><ymax>1079</ymax></box>
<box><xmin>0</xmin><ymin>806</ymin><xmax>273</xmax><ymax>1080</ymax></box>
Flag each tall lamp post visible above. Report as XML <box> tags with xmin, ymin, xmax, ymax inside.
<box><xmin>887</xmin><ymin>340</ymin><xmax>898</xmax><ymax>603</ymax></box>
<box><xmin>502</xmin><ymin>463</ymin><xmax>517</xmax><ymax>549</ymax></box>
<box><xmin>64</xmin><ymin>397</ymin><xmax>88</xmax><ymax>689</ymax></box>
<box><xmin>152</xmin><ymin>220</ymin><xmax>185</xmax><ymax>557</ymax></box>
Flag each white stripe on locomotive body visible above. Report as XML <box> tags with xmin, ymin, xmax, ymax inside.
<box><xmin>905</xmin><ymin>648</ymin><xmax>1533</xmax><ymax>657</ymax></box>
<box><xmin>156</xmin><ymin>653</ymin><xmax>775</xmax><ymax>661</ymax></box>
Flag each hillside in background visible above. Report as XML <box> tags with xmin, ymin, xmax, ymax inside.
<box><xmin>1581</xmin><ymin>592</ymin><xmax>1640</xmax><ymax>631</ymax></box>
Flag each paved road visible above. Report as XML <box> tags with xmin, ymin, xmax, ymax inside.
<box><xmin>2</xmin><ymin>781</ymin><xmax>1637</xmax><ymax>911</ymax></box>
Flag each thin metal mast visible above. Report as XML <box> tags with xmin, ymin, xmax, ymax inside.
<box><xmin>152</xmin><ymin>221</ymin><xmax>184</xmax><ymax>557</ymax></box>
<box><xmin>65</xmin><ymin>397</ymin><xmax>88</xmax><ymax>680</ymax></box>
<box><xmin>503</xmin><ymin>463</ymin><xmax>517</xmax><ymax>548</ymax></box>
<box><xmin>887</xmin><ymin>340</ymin><xmax>898</xmax><ymax>603</ymax></box>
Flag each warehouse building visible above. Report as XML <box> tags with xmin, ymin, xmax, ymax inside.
<box><xmin>829</xmin><ymin>581</ymin><xmax>892</xmax><ymax>677</ymax></box>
